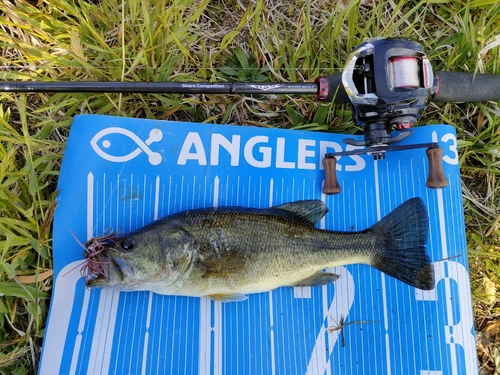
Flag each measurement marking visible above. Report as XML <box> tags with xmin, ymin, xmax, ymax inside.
<box><xmin>69</xmin><ymin>172</ymin><xmax>95</xmax><ymax>374</ymax></box>
<box><xmin>154</xmin><ymin>176</ymin><xmax>160</xmax><ymax>220</ymax></box>
<box><xmin>142</xmin><ymin>175</ymin><xmax>160</xmax><ymax>375</ymax></box>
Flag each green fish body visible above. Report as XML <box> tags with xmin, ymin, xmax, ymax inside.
<box><xmin>85</xmin><ymin>198</ymin><xmax>434</xmax><ymax>301</ymax></box>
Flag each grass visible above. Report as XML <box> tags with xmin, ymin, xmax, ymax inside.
<box><xmin>0</xmin><ymin>0</ymin><xmax>499</xmax><ymax>373</ymax></box>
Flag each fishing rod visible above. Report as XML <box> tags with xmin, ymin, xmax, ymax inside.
<box><xmin>2</xmin><ymin>38</ymin><xmax>500</xmax><ymax>194</ymax></box>
<box><xmin>2</xmin><ymin>68</ymin><xmax>500</xmax><ymax>102</ymax></box>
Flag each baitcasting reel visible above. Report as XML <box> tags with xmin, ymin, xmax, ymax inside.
<box><xmin>318</xmin><ymin>38</ymin><xmax>448</xmax><ymax>194</ymax></box>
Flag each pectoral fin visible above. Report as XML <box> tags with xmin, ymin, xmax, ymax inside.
<box><xmin>207</xmin><ymin>293</ymin><xmax>248</xmax><ymax>302</ymax></box>
<box><xmin>292</xmin><ymin>271</ymin><xmax>340</xmax><ymax>287</ymax></box>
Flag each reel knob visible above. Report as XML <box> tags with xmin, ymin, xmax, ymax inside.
<box><xmin>322</xmin><ymin>157</ymin><xmax>341</xmax><ymax>195</ymax></box>
<box><xmin>426</xmin><ymin>147</ymin><xmax>449</xmax><ymax>188</ymax></box>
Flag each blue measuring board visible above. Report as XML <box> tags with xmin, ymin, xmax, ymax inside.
<box><xmin>39</xmin><ymin>114</ymin><xmax>478</xmax><ymax>375</ymax></box>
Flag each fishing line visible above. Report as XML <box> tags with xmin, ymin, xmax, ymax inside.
<box><xmin>387</xmin><ymin>57</ymin><xmax>421</xmax><ymax>89</ymax></box>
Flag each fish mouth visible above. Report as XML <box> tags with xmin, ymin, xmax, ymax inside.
<box><xmin>86</xmin><ymin>254</ymin><xmax>135</xmax><ymax>287</ymax></box>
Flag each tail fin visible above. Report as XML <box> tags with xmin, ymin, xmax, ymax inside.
<box><xmin>369</xmin><ymin>198</ymin><xmax>435</xmax><ymax>290</ymax></box>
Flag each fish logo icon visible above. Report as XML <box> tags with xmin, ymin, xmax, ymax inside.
<box><xmin>90</xmin><ymin>127</ymin><xmax>163</xmax><ymax>165</ymax></box>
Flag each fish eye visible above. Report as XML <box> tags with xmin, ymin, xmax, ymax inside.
<box><xmin>121</xmin><ymin>237</ymin><xmax>136</xmax><ymax>251</ymax></box>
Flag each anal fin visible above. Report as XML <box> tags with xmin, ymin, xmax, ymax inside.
<box><xmin>207</xmin><ymin>293</ymin><xmax>248</xmax><ymax>302</ymax></box>
<box><xmin>292</xmin><ymin>271</ymin><xmax>340</xmax><ymax>287</ymax></box>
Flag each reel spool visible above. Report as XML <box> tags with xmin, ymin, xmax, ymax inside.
<box><xmin>321</xmin><ymin>38</ymin><xmax>448</xmax><ymax>194</ymax></box>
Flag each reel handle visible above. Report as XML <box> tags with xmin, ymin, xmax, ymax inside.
<box><xmin>321</xmin><ymin>143</ymin><xmax>448</xmax><ymax>195</ymax></box>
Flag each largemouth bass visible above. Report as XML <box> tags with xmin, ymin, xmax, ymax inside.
<box><xmin>83</xmin><ymin>197</ymin><xmax>434</xmax><ymax>301</ymax></box>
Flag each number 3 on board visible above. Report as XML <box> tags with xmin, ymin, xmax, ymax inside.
<box><xmin>433</xmin><ymin>131</ymin><xmax>458</xmax><ymax>165</ymax></box>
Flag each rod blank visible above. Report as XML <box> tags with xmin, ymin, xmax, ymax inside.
<box><xmin>0</xmin><ymin>81</ymin><xmax>319</xmax><ymax>95</ymax></box>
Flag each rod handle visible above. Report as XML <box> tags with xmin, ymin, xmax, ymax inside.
<box><xmin>426</xmin><ymin>147</ymin><xmax>449</xmax><ymax>188</ymax></box>
<box><xmin>322</xmin><ymin>157</ymin><xmax>341</xmax><ymax>194</ymax></box>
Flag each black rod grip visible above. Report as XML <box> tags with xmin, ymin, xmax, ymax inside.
<box><xmin>318</xmin><ymin>71</ymin><xmax>500</xmax><ymax>104</ymax></box>
<box><xmin>433</xmin><ymin>71</ymin><xmax>500</xmax><ymax>103</ymax></box>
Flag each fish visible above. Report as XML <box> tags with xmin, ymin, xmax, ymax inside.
<box><xmin>82</xmin><ymin>197</ymin><xmax>435</xmax><ymax>302</ymax></box>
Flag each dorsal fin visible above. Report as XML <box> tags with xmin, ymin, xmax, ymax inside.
<box><xmin>271</xmin><ymin>200</ymin><xmax>328</xmax><ymax>226</ymax></box>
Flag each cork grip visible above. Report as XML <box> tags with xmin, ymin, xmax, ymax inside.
<box><xmin>322</xmin><ymin>157</ymin><xmax>341</xmax><ymax>194</ymax></box>
<box><xmin>426</xmin><ymin>147</ymin><xmax>449</xmax><ymax>188</ymax></box>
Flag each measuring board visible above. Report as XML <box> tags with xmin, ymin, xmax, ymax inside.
<box><xmin>39</xmin><ymin>114</ymin><xmax>478</xmax><ymax>375</ymax></box>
